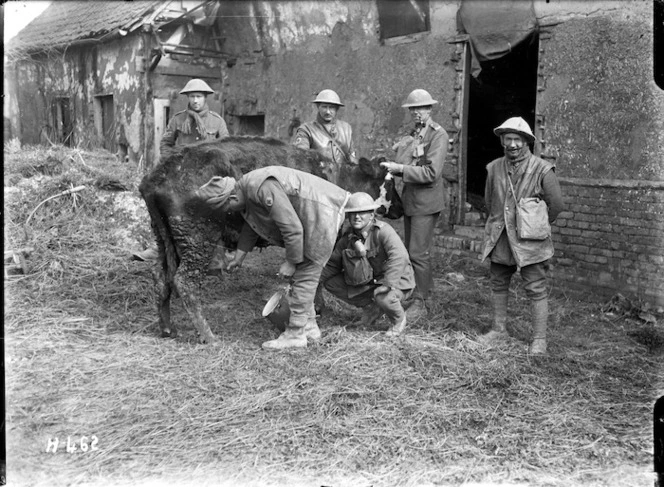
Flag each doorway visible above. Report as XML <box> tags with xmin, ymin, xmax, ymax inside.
<box><xmin>465</xmin><ymin>31</ymin><xmax>540</xmax><ymax>206</ymax></box>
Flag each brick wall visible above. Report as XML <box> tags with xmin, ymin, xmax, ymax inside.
<box><xmin>552</xmin><ymin>178</ymin><xmax>664</xmax><ymax>306</ymax></box>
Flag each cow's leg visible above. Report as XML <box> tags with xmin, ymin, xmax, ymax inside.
<box><xmin>173</xmin><ymin>269</ymin><xmax>218</xmax><ymax>344</ymax></box>
<box><xmin>151</xmin><ymin>262</ymin><xmax>176</xmax><ymax>338</ymax></box>
<box><xmin>169</xmin><ymin>218</ymin><xmax>220</xmax><ymax>344</ymax></box>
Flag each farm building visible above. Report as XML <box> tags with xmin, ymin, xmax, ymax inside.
<box><xmin>4</xmin><ymin>0</ymin><xmax>664</xmax><ymax>305</ymax></box>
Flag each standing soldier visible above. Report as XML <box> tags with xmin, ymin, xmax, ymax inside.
<box><xmin>134</xmin><ymin>78</ymin><xmax>230</xmax><ymax>264</ymax></box>
<box><xmin>380</xmin><ymin>89</ymin><xmax>448</xmax><ymax>322</ymax></box>
<box><xmin>293</xmin><ymin>89</ymin><xmax>358</xmax><ymax>182</ymax></box>
<box><xmin>479</xmin><ymin>117</ymin><xmax>564</xmax><ymax>354</ymax></box>
<box><xmin>160</xmin><ymin>78</ymin><xmax>229</xmax><ymax>154</ymax></box>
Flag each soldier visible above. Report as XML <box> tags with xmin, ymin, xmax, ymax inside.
<box><xmin>198</xmin><ymin>167</ymin><xmax>351</xmax><ymax>350</ymax></box>
<box><xmin>479</xmin><ymin>117</ymin><xmax>564</xmax><ymax>354</ymax></box>
<box><xmin>133</xmin><ymin>79</ymin><xmax>229</xmax><ymax>265</ymax></box>
<box><xmin>160</xmin><ymin>78</ymin><xmax>229</xmax><ymax>154</ymax></box>
<box><xmin>319</xmin><ymin>192</ymin><xmax>415</xmax><ymax>337</ymax></box>
<box><xmin>380</xmin><ymin>89</ymin><xmax>449</xmax><ymax>322</ymax></box>
<box><xmin>293</xmin><ymin>89</ymin><xmax>357</xmax><ymax>182</ymax></box>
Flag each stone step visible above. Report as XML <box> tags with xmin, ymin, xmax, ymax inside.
<box><xmin>454</xmin><ymin>225</ymin><xmax>484</xmax><ymax>240</ymax></box>
<box><xmin>464</xmin><ymin>211</ymin><xmax>486</xmax><ymax>226</ymax></box>
<box><xmin>435</xmin><ymin>234</ymin><xmax>483</xmax><ymax>254</ymax></box>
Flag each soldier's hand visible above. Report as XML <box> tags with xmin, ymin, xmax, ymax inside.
<box><xmin>373</xmin><ymin>285</ymin><xmax>391</xmax><ymax>297</ymax></box>
<box><xmin>380</xmin><ymin>161</ymin><xmax>404</xmax><ymax>175</ymax></box>
<box><xmin>278</xmin><ymin>261</ymin><xmax>296</xmax><ymax>279</ymax></box>
<box><xmin>225</xmin><ymin>258</ymin><xmax>242</xmax><ymax>273</ymax></box>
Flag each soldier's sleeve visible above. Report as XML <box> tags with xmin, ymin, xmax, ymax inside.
<box><xmin>237</xmin><ymin>223</ymin><xmax>261</xmax><ymax>254</ymax></box>
<box><xmin>484</xmin><ymin>164</ymin><xmax>493</xmax><ymax>210</ymax></box>
<box><xmin>402</xmin><ymin>128</ymin><xmax>448</xmax><ymax>184</ymax></box>
<box><xmin>348</xmin><ymin>134</ymin><xmax>358</xmax><ymax>165</ymax></box>
<box><xmin>377</xmin><ymin>226</ymin><xmax>411</xmax><ymax>289</ymax></box>
<box><xmin>216</xmin><ymin>115</ymin><xmax>229</xmax><ymax>139</ymax></box>
<box><xmin>319</xmin><ymin>238</ymin><xmax>345</xmax><ymax>284</ymax></box>
<box><xmin>160</xmin><ymin>117</ymin><xmax>178</xmax><ymax>151</ymax></box>
<box><xmin>293</xmin><ymin>126</ymin><xmax>312</xmax><ymax>150</ymax></box>
<box><xmin>541</xmin><ymin>169</ymin><xmax>565</xmax><ymax>222</ymax></box>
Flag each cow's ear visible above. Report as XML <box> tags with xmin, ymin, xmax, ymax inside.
<box><xmin>358</xmin><ymin>157</ymin><xmax>375</xmax><ymax>177</ymax></box>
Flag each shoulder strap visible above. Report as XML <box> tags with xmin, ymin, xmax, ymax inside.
<box><xmin>314</xmin><ymin>121</ymin><xmax>349</xmax><ymax>163</ymax></box>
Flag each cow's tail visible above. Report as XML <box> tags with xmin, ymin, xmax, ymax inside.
<box><xmin>139</xmin><ymin>184</ymin><xmax>179</xmax><ymax>283</ymax></box>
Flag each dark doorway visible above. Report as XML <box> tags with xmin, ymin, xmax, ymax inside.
<box><xmin>232</xmin><ymin>114</ymin><xmax>265</xmax><ymax>136</ymax></box>
<box><xmin>466</xmin><ymin>31</ymin><xmax>539</xmax><ymax>202</ymax></box>
<box><xmin>51</xmin><ymin>97</ymin><xmax>73</xmax><ymax>146</ymax></box>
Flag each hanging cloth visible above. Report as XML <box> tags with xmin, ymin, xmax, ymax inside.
<box><xmin>457</xmin><ymin>0</ymin><xmax>538</xmax><ymax>74</ymax></box>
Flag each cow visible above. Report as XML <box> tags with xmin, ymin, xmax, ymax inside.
<box><xmin>139</xmin><ymin>136</ymin><xmax>402</xmax><ymax>343</ymax></box>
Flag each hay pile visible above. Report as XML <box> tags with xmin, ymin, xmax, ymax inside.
<box><xmin>4</xmin><ymin>145</ymin><xmax>662</xmax><ymax>487</ymax></box>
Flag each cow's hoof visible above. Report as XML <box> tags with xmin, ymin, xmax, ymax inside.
<box><xmin>161</xmin><ymin>328</ymin><xmax>177</xmax><ymax>339</ymax></box>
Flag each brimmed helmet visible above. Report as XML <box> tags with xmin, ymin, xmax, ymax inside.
<box><xmin>180</xmin><ymin>79</ymin><xmax>214</xmax><ymax>95</ymax></box>
<box><xmin>262</xmin><ymin>288</ymin><xmax>290</xmax><ymax>331</ymax></box>
<box><xmin>401</xmin><ymin>89</ymin><xmax>438</xmax><ymax>108</ymax></box>
<box><xmin>493</xmin><ymin>117</ymin><xmax>536</xmax><ymax>143</ymax></box>
<box><xmin>313</xmin><ymin>89</ymin><xmax>344</xmax><ymax>106</ymax></box>
<box><xmin>345</xmin><ymin>192</ymin><xmax>379</xmax><ymax>213</ymax></box>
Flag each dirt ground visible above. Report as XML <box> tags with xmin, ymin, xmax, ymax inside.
<box><xmin>4</xmin><ymin>145</ymin><xmax>663</xmax><ymax>487</ymax></box>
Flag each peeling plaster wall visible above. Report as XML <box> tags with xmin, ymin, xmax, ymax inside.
<box><xmin>535</xmin><ymin>0</ymin><xmax>664</xmax><ymax>304</ymax></box>
<box><xmin>538</xmin><ymin>2</ymin><xmax>663</xmax><ymax>180</ymax></box>
<box><xmin>218</xmin><ymin>0</ymin><xmax>460</xmax><ymax>159</ymax></box>
<box><xmin>13</xmin><ymin>34</ymin><xmax>146</xmax><ymax>163</ymax></box>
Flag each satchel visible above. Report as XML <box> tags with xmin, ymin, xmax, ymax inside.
<box><xmin>515</xmin><ymin>197</ymin><xmax>551</xmax><ymax>240</ymax></box>
<box><xmin>341</xmin><ymin>248</ymin><xmax>374</xmax><ymax>286</ymax></box>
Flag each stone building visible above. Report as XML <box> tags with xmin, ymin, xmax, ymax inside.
<box><xmin>5</xmin><ymin>0</ymin><xmax>664</xmax><ymax>304</ymax></box>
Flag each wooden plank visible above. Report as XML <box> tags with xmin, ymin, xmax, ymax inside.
<box><xmin>136</xmin><ymin>56</ymin><xmax>219</xmax><ymax>78</ymax></box>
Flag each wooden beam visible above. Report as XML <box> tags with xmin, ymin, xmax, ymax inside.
<box><xmin>136</xmin><ymin>56</ymin><xmax>219</xmax><ymax>78</ymax></box>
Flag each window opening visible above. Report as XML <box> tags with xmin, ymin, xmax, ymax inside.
<box><xmin>377</xmin><ymin>0</ymin><xmax>430</xmax><ymax>40</ymax></box>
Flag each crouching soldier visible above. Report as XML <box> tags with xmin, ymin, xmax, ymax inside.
<box><xmin>319</xmin><ymin>192</ymin><xmax>415</xmax><ymax>336</ymax></box>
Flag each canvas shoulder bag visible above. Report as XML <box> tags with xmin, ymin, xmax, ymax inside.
<box><xmin>508</xmin><ymin>174</ymin><xmax>551</xmax><ymax>240</ymax></box>
<box><xmin>341</xmin><ymin>235</ymin><xmax>375</xmax><ymax>286</ymax></box>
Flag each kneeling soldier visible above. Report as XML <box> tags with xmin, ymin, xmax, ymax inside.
<box><xmin>320</xmin><ymin>192</ymin><xmax>415</xmax><ymax>336</ymax></box>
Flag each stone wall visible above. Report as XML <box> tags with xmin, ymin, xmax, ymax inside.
<box><xmin>553</xmin><ymin>179</ymin><xmax>664</xmax><ymax>305</ymax></box>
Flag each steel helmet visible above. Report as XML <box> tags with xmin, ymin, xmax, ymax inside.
<box><xmin>401</xmin><ymin>89</ymin><xmax>438</xmax><ymax>108</ymax></box>
<box><xmin>312</xmin><ymin>89</ymin><xmax>344</xmax><ymax>106</ymax></box>
<box><xmin>262</xmin><ymin>287</ymin><xmax>291</xmax><ymax>332</ymax></box>
<box><xmin>345</xmin><ymin>192</ymin><xmax>380</xmax><ymax>213</ymax></box>
<box><xmin>493</xmin><ymin>117</ymin><xmax>536</xmax><ymax>143</ymax></box>
<box><xmin>180</xmin><ymin>79</ymin><xmax>215</xmax><ymax>95</ymax></box>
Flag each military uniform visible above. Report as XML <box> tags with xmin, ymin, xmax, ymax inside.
<box><xmin>392</xmin><ymin>117</ymin><xmax>449</xmax><ymax>301</ymax></box>
<box><xmin>160</xmin><ymin>108</ymin><xmax>229</xmax><ymax>152</ymax></box>
<box><xmin>235</xmin><ymin>167</ymin><xmax>350</xmax><ymax>332</ymax></box>
<box><xmin>320</xmin><ymin>219</ymin><xmax>415</xmax><ymax>328</ymax></box>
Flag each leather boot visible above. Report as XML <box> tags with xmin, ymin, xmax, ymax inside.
<box><xmin>385</xmin><ymin>314</ymin><xmax>407</xmax><ymax>337</ymax></box>
<box><xmin>131</xmin><ymin>245</ymin><xmax>159</xmax><ymax>261</ymax></box>
<box><xmin>262</xmin><ymin>326</ymin><xmax>307</xmax><ymax>350</ymax></box>
<box><xmin>359</xmin><ymin>303</ymin><xmax>383</xmax><ymax>327</ymax></box>
<box><xmin>304</xmin><ymin>317</ymin><xmax>321</xmax><ymax>341</ymax></box>
<box><xmin>529</xmin><ymin>299</ymin><xmax>548</xmax><ymax>354</ymax></box>
<box><xmin>405</xmin><ymin>298</ymin><xmax>426</xmax><ymax>323</ymax></box>
<box><xmin>479</xmin><ymin>291</ymin><xmax>509</xmax><ymax>343</ymax></box>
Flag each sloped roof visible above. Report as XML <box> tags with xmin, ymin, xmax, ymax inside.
<box><xmin>7</xmin><ymin>1</ymin><xmax>163</xmax><ymax>53</ymax></box>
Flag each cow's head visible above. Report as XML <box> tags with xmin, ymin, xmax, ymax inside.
<box><xmin>354</xmin><ymin>156</ymin><xmax>404</xmax><ymax>219</ymax></box>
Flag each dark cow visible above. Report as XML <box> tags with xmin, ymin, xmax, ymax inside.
<box><xmin>139</xmin><ymin>136</ymin><xmax>402</xmax><ymax>343</ymax></box>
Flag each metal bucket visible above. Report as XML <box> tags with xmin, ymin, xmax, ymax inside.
<box><xmin>261</xmin><ymin>285</ymin><xmax>291</xmax><ymax>332</ymax></box>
